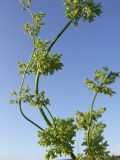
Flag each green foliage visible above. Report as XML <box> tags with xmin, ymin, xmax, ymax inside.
<box><xmin>84</xmin><ymin>67</ymin><xmax>120</xmax><ymax>96</ymax></box>
<box><xmin>76</xmin><ymin>108</ymin><xmax>109</xmax><ymax>159</ymax></box>
<box><xmin>18</xmin><ymin>38</ymin><xmax>63</xmax><ymax>76</ymax></box>
<box><xmin>20</xmin><ymin>0</ymin><xmax>46</xmax><ymax>38</ymax></box>
<box><xmin>76</xmin><ymin>154</ymin><xmax>85</xmax><ymax>160</ymax></box>
<box><xmin>76</xmin><ymin>67</ymin><xmax>119</xmax><ymax>160</ymax></box>
<box><xmin>31</xmin><ymin>52</ymin><xmax>63</xmax><ymax>76</ymax></box>
<box><xmin>64</xmin><ymin>0</ymin><xmax>102</xmax><ymax>25</ymax></box>
<box><xmin>20</xmin><ymin>0</ymin><xmax>32</xmax><ymax>11</ymax></box>
<box><xmin>32</xmin><ymin>38</ymin><xmax>63</xmax><ymax>75</ymax></box>
<box><xmin>38</xmin><ymin>117</ymin><xmax>77</xmax><ymax>159</ymax></box>
<box><xmin>76</xmin><ymin>107</ymin><xmax>106</xmax><ymax>130</ymax></box>
<box><xmin>34</xmin><ymin>38</ymin><xmax>50</xmax><ymax>50</ymax></box>
<box><xmin>83</xmin><ymin>122</ymin><xmax>109</xmax><ymax>160</ymax></box>
<box><xmin>10</xmin><ymin>87</ymin><xmax>50</xmax><ymax>108</ymax></box>
<box><xmin>18</xmin><ymin>61</ymin><xmax>28</xmax><ymax>75</ymax></box>
<box><xmin>33</xmin><ymin>91</ymin><xmax>50</xmax><ymax>107</ymax></box>
<box><xmin>23</xmin><ymin>12</ymin><xmax>46</xmax><ymax>38</ymax></box>
<box><xmin>73</xmin><ymin>104</ymin><xmax>110</xmax><ymax>160</ymax></box>
<box><xmin>10</xmin><ymin>86</ymin><xmax>31</xmax><ymax>104</ymax></box>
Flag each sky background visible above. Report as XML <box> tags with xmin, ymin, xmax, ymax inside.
<box><xmin>0</xmin><ymin>0</ymin><xmax>120</xmax><ymax>159</ymax></box>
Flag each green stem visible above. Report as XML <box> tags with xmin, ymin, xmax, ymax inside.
<box><xmin>19</xmin><ymin>101</ymin><xmax>44</xmax><ymax>131</ymax></box>
<box><xmin>18</xmin><ymin>2</ymin><xmax>37</xmax><ymax>127</ymax></box>
<box><xmin>18</xmin><ymin>40</ymin><xmax>36</xmax><ymax>128</ymax></box>
<box><xmin>39</xmin><ymin>107</ymin><xmax>52</xmax><ymax>126</ymax></box>
<box><xmin>87</xmin><ymin>92</ymin><xmax>98</xmax><ymax>160</ymax></box>
<box><xmin>34</xmin><ymin>12</ymin><xmax>80</xmax><ymax>127</ymax></box>
<box><xmin>53</xmin><ymin>136</ymin><xmax>76</xmax><ymax>160</ymax></box>
<box><xmin>34</xmin><ymin>10</ymin><xmax>80</xmax><ymax>128</ymax></box>
<box><xmin>43</xmin><ymin>105</ymin><xmax>55</xmax><ymax>125</ymax></box>
<box><xmin>35</xmin><ymin>72</ymin><xmax>52</xmax><ymax>127</ymax></box>
<box><xmin>35</xmin><ymin>71</ymin><xmax>40</xmax><ymax>95</ymax></box>
<box><xmin>90</xmin><ymin>92</ymin><xmax>98</xmax><ymax>113</ymax></box>
<box><xmin>70</xmin><ymin>152</ymin><xmax>76</xmax><ymax>160</ymax></box>
<box><xmin>47</xmin><ymin>11</ymin><xmax>79</xmax><ymax>53</ymax></box>
<box><xmin>18</xmin><ymin>3</ymin><xmax>50</xmax><ymax>130</ymax></box>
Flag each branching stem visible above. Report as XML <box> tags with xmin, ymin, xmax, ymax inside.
<box><xmin>19</xmin><ymin>4</ymin><xmax>80</xmax><ymax>158</ymax></box>
<box><xmin>35</xmin><ymin>10</ymin><xmax>80</xmax><ymax>127</ymax></box>
<box><xmin>18</xmin><ymin>4</ymin><xmax>41</xmax><ymax>130</ymax></box>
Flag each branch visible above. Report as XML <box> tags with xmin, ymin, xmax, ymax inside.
<box><xmin>34</xmin><ymin>10</ymin><xmax>80</xmax><ymax>127</ymax></box>
<box><xmin>35</xmin><ymin>72</ymin><xmax>53</xmax><ymax>127</ymax></box>
<box><xmin>18</xmin><ymin>4</ymin><xmax>38</xmax><ymax>129</ymax></box>
<box><xmin>19</xmin><ymin>101</ymin><xmax>44</xmax><ymax>131</ymax></box>
<box><xmin>43</xmin><ymin>105</ymin><xmax>55</xmax><ymax>125</ymax></box>
<box><xmin>70</xmin><ymin>152</ymin><xmax>76</xmax><ymax>160</ymax></box>
<box><xmin>47</xmin><ymin>11</ymin><xmax>79</xmax><ymax>53</ymax></box>
<box><xmin>87</xmin><ymin>92</ymin><xmax>98</xmax><ymax>160</ymax></box>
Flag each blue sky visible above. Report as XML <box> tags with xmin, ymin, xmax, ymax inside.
<box><xmin>0</xmin><ymin>0</ymin><xmax>120</xmax><ymax>159</ymax></box>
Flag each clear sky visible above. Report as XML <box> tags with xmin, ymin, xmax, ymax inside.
<box><xmin>0</xmin><ymin>0</ymin><xmax>120</xmax><ymax>159</ymax></box>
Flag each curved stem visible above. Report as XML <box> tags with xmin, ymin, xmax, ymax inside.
<box><xmin>47</xmin><ymin>11</ymin><xmax>79</xmax><ymax>53</ymax></box>
<box><xmin>19</xmin><ymin>102</ymin><xmax>44</xmax><ymax>131</ymax></box>
<box><xmin>90</xmin><ymin>92</ymin><xmax>98</xmax><ymax>113</ymax></box>
<box><xmin>43</xmin><ymin>105</ymin><xmax>55</xmax><ymax>125</ymax></box>
<box><xmin>34</xmin><ymin>11</ymin><xmax>80</xmax><ymax>127</ymax></box>
<box><xmin>35</xmin><ymin>72</ymin><xmax>52</xmax><ymax>127</ymax></box>
<box><xmin>18</xmin><ymin>4</ymin><xmax>38</xmax><ymax>128</ymax></box>
<box><xmin>18</xmin><ymin>46</ymin><xmax>36</xmax><ymax>128</ymax></box>
<box><xmin>19</xmin><ymin>2</ymin><xmax>36</xmax><ymax>94</ymax></box>
<box><xmin>38</xmin><ymin>107</ymin><xmax>52</xmax><ymax>126</ymax></box>
<box><xmin>87</xmin><ymin>92</ymin><xmax>98</xmax><ymax>160</ymax></box>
